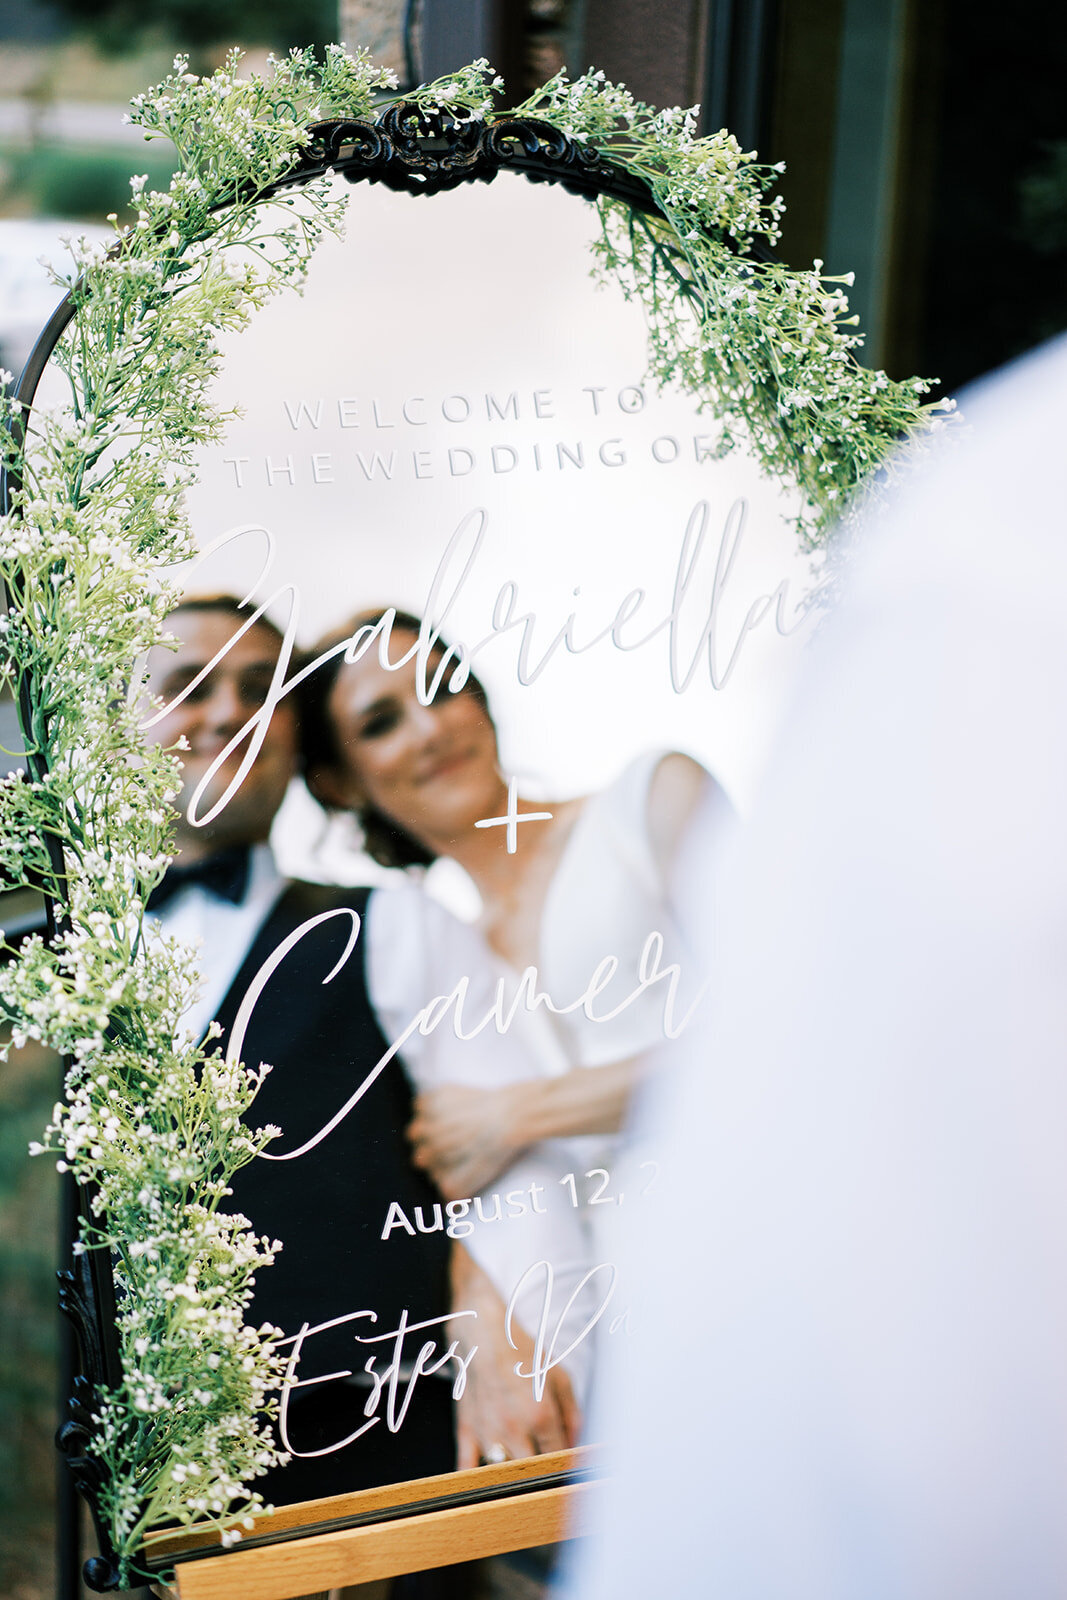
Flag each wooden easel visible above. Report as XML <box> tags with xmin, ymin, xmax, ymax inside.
<box><xmin>144</xmin><ymin>1448</ymin><xmax>599</xmax><ymax>1600</ymax></box>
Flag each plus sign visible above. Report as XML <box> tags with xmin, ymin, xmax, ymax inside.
<box><xmin>474</xmin><ymin>776</ymin><xmax>553</xmax><ymax>854</ymax></box>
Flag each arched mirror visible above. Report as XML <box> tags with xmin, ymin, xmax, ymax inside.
<box><xmin>0</xmin><ymin>52</ymin><xmax>936</xmax><ymax>1597</ymax></box>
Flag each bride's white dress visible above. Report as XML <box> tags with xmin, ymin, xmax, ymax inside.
<box><xmin>367</xmin><ymin>750</ymin><xmax>703</xmax><ymax>1400</ymax></box>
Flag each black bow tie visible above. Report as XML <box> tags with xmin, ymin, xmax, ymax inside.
<box><xmin>147</xmin><ymin>845</ymin><xmax>251</xmax><ymax>911</ymax></box>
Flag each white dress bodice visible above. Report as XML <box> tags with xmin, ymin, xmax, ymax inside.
<box><xmin>535</xmin><ymin>749</ymin><xmax>694</xmax><ymax>1071</ymax></box>
<box><xmin>367</xmin><ymin>751</ymin><xmax>704</xmax><ymax>1401</ymax></box>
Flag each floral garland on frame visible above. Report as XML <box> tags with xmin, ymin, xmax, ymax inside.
<box><xmin>0</xmin><ymin>45</ymin><xmax>946</xmax><ymax>1585</ymax></box>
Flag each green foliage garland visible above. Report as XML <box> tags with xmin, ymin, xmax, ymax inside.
<box><xmin>0</xmin><ymin>45</ymin><xmax>945</xmax><ymax>1583</ymax></box>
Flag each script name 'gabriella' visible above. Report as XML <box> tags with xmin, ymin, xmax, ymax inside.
<box><xmin>143</xmin><ymin>495</ymin><xmax>805</xmax><ymax>831</ymax></box>
<box><xmin>222</xmin><ymin>909</ymin><xmax>703</xmax><ymax>1164</ymax></box>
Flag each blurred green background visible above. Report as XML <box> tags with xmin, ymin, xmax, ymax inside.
<box><xmin>0</xmin><ymin>1038</ymin><xmax>62</xmax><ymax>1600</ymax></box>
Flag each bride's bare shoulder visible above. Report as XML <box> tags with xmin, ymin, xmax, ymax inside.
<box><xmin>646</xmin><ymin>753</ymin><xmax>721</xmax><ymax>878</ymax></box>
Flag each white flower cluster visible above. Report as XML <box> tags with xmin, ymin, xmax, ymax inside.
<box><xmin>589</xmin><ymin>198</ymin><xmax>945</xmax><ymax>544</ymax></box>
<box><xmin>0</xmin><ymin>45</ymin><xmax>376</xmax><ymax>1587</ymax></box>
<box><xmin>440</xmin><ymin>62</ymin><xmax>950</xmax><ymax>545</ymax></box>
<box><xmin>417</xmin><ymin>57</ymin><xmax>504</xmax><ymax>117</ymax></box>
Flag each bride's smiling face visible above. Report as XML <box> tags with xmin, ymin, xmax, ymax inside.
<box><xmin>318</xmin><ymin>630</ymin><xmax>505</xmax><ymax>851</ymax></box>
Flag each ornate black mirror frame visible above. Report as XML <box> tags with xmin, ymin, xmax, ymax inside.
<box><xmin>0</xmin><ymin>49</ymin><xmax>941</xmax><ymax>1595</ymax></box>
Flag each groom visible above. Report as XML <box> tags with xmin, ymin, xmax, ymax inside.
<box><xmin>144</xmin><ymin>594</ymin><xmax>459</xmax><ymax>1502</ymax></box>
<box><xmin>142</xmin><ymin>595</ymin><xmax>580</xmax><ymax>1511</ymax></box>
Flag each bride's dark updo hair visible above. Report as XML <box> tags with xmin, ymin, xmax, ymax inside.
<box><xmin>299</xmin><ymin>608</ymin><xmax>492</xmax><ymax>871</ymax></box>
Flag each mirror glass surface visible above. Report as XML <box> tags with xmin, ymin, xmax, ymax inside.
<box><xmin>32</xmin><ymin>166</ymin><xmax>816</xmax><ymax>1529</ymax></box>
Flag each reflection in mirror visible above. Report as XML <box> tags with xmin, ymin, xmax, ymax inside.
<box><xmin>132</xmin><ymin>168</ymin><xmax>815</xmax><ymax>1522</ymax></box>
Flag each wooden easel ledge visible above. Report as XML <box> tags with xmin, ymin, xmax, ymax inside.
<box><xmin>146</xmin><ymin>1447</ymin><xmax>599</xmax><ymax>1600</ymax></box>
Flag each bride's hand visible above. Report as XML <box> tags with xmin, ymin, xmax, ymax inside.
<box><xmin>450</xmin><ymin>1244</ymin><xmax>581</xmax><ymax>1469</ymax></box>
<box><xmin>408</xmin><ymin>1084</ymin><xmax>524</xmax><ymax>1198</ymax></box>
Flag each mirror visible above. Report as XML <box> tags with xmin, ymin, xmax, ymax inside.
<box><xmin>155</xmin><ymin>164</ymin><xmax>812</xmax><ymax>1514</ymax></box>
<box><xmin>3</xmin><ymin>62</ymin><xmax>933</xmax><ymax>1593</ymax></box>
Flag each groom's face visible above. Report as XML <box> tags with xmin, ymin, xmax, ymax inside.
<box><xmin>144</xmin><ymin>607</ymin><xmax>297</xmax><ymax>863</ymax></box>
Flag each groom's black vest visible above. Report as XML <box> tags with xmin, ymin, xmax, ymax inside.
<box><xmin>213</xmin><ymin>882</ymin><xmax>454</xmax><ymax>1495</ymax></box>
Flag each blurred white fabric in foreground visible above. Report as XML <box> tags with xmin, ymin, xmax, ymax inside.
<box><xmin>564</xmin><ymin>335</ymin><xmax>1067</xmax><ymax>1599</ymax></box>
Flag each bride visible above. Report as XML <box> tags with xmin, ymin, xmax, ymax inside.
<box><xmin>300</xmin><ymin>607</ymin><xmax>720</xmax><ymax>1204</ymax></box>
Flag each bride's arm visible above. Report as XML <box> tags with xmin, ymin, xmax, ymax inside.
<box><xmin>407</xmin><ymin>756</ymin><xmax>723</xmax><ymax>1197</ymax></box>
<box><xmin>449</xmin><ymin>1241</ymin><xmax>581</xmax><ymax>1467</ymax></box>
<box><xmin>647</xmin><ymin>750</ymin><xmax>718</xmax><ymax>884</ymax></box>
<box><xmin>408</xmin><ymin>1062</ymin><xmax>635</xmax><ymax>1200</ymax></box>
<box><xmin>367</xmin><ymin>881</ymin><xmax>626</xmax><ymax>1198</ymax></box>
